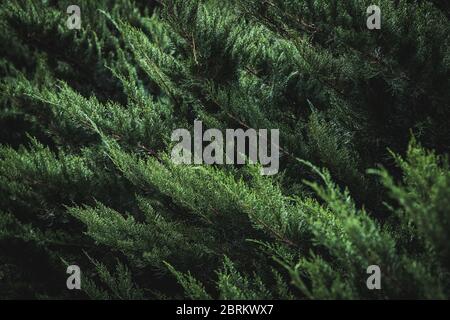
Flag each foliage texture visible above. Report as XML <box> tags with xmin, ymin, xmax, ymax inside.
<box><xmin>0</xmin><ymin>0</ymin><xmax>449</xmax><ymax>299</ymax></box>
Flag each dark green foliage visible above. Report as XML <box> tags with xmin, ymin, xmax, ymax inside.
<box><xmin>0</xmin><ymin>0</ymin><xmax>449</xmax><ymax>299</ymax></box>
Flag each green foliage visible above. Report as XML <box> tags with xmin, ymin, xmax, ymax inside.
<box><xmin>0</xmin><ymin>0</ymin><xmax>449</xmax><ymax>299</ymax></box>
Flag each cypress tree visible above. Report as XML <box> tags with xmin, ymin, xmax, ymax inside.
<box><xmin>0</xmin><ymin>0</ymin><xmax>449</xmax><ymax>299</ymax></box>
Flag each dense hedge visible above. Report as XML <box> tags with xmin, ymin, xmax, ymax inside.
<box><xmin>0</xmin><ymin>0</ymin><xmax>449</xmax><ymax>299</ymax></box>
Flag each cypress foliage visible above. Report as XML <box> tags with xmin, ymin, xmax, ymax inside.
<box><xmin>0</xmin><ymin>0</ymin><xmax>449</xmax><ymax>299</ymax></box>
